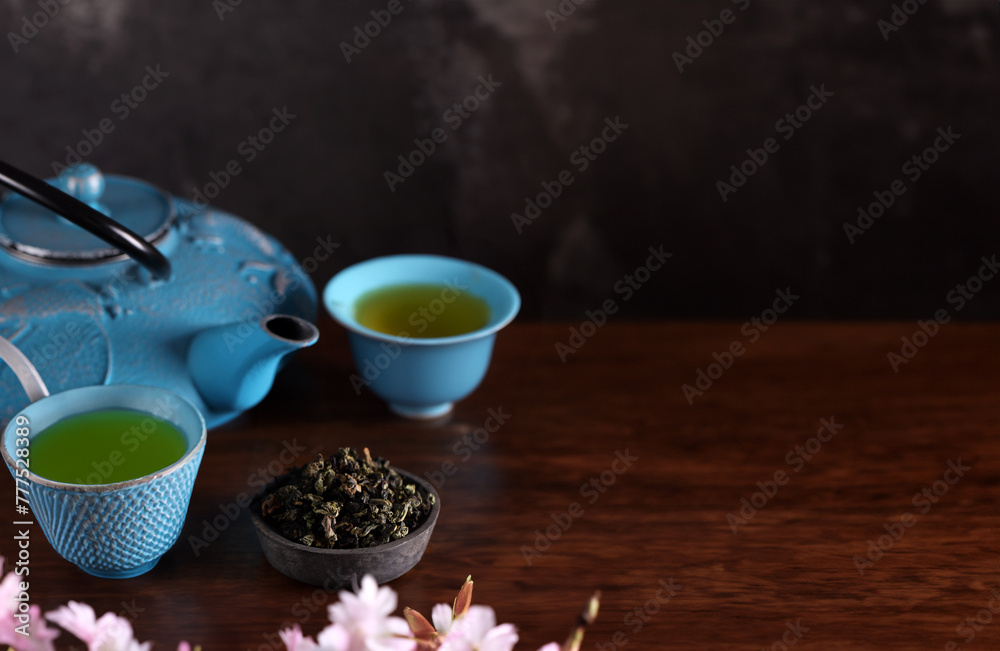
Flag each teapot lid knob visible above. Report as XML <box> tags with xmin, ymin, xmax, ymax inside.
<box><xmin>53</xmin><ymin>164</ymin><xmax>107</xmax><ymax>212</ymax></box>
<box><xmin>62</xmin><ymin>164</ymin><xmax>105</xmax><ymax>202</ymax></box>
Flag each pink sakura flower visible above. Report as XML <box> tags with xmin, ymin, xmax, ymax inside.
<box><xmin>402</xmin><ymin>576</ymin><xmax>568</xmax><ymax>651</ymax></box>
<box><xmin>44</xmin><ymin>600</ymin><xmax>193</xmax><ymax>651</ymax></box>
<box><xmin>405</xmin><ymin>575</ymin><xmax>476</xmax><ymax>648</ymax></box>
<box><xmin>0</xmin><ymin>556</ymin><xmax>58</xmax><ymax>651</ymax></box>
<box><xmin>45</xmin><ymin>601</ymin><xmax>151</xmax><ymax>651</ymax></box>
<box><xmin>328</xmin><ymin>575</ymin><xmax>415</xmax><ymax>651</ymax></box>
<box><xmin>279</xmin><ymin>622</ymin><xmax>352</xmax><ymax>651</ymax></box>
<box><xmin>437</xmin><ymin>606</ymin><xmax>518</xmax><ymax>651</ymax></box>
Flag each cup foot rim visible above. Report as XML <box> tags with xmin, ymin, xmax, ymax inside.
<box><xmin>388</xmin><ymin>402</ymin><xmax>453</xmax><ymax>419</ymax></box>
<box><xmin>77</xmin><ymin>558</ymin><xmax>159</xmax><ymax>579</ymax></box>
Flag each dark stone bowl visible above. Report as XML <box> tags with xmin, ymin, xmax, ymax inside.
<box><xmin>249</xmin><ymin>468</ymin><xmax>440</xmax><ymax>587</ymax></box>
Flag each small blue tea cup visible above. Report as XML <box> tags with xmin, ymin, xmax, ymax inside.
<box><xmin>1</xmin><ymin>384</ymin><xmax>206</xmax><ymax>578</ymax></box>
<box><xmin>323</xmin><ymin>254</ymin><xmax>520</xmax><ymax>418</ymax></box>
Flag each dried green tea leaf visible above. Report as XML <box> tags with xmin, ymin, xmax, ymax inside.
<box><xmin>256</xmin><ymin>448</ymin><xmax>435</xmax><ymax>550</ymax></box>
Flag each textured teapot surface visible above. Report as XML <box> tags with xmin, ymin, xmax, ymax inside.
<box><xmin>0</xmin><ymin>171</ymin><xmax>317</xmax><ymax>429</ymax></box>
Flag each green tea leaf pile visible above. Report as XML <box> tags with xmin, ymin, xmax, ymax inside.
<box><xmin>257</xmin><ymin>447</ymin><xmax>435</xmax><ymax>549</ymax></box>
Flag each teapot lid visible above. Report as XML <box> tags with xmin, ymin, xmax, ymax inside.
<box><xmin>0</xmin><ymin>164</ymin><xmax>174</xmax><ymax>264</ymax></box>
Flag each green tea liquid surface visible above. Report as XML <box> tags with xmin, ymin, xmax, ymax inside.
<box><xmin>30</xmin><ymin>409</ymin><xmax>187</xmax><ymax>485</ymax></box>
<box><xmin>354</xmin><ymin>283</ymin><xmax>490</xmax><ymax>338</ymax></box>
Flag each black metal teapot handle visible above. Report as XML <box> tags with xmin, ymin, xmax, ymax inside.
<box><xmin>0</xmin><ymin>158</ymin><xmax>172</xmax><ymax>280</ymax></box>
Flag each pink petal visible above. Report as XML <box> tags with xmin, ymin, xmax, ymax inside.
<box><xmin>28</xmin><ymin>605</ymin><xmax>61</xmax><ymax>643</ymax></box>
<box><xmin>457</xmin><ymin>606</ymin><xmax>497</xmax><ymax>641</ymax></box>
<box><xmin>45</xmin><ymin>601</ymin><xmax>98</xmax><ymax>643</ymax></box>
<box><xmin>280</xmin><ymin>625</ymin><xmax>320</xmax><ymax>651</ymax></box>
<box><xmin>0</xmin><ymin>621</ymin><xmax>57</xmax><ymax>651</ymax></box>
<box><xmin>437</xmin><ymin>635</ymin><xmax>473</xmax><ymax>651</ymax></box>
<box><xmin>359</xmin><ymin>575</ymin><xmax>380</xmax><ymax>600</ymax></box>
<box><xmin>315</xmin><ymin>623</ymin><xmax>351</xmax><ymax>651</ymax></box>
<box><xmin>384</xmin><ymin>616</ymin><xmax>412</xmax><ymax>637</ymax></box>
<box><xmin>92</xmin><ymin>612</ymin><xmax>139</xmax><ymax>651</ymax></box>
<box><xmin>0</xmin><ymin>566</ymin><xmax>20</xmax><ymax>611</ymax></box>
<box><xmin>431</xmin><ymin>603</ymin><xmax>454</xmax><ymax>634</ymax></box>
<box><xmin>480</xmin><ymin>623</ymin><xmax>518</xmax><ymax>651</ymax></box>
<box><xmin>367</xmin><ymin>635</ymin><xmax>417</xmax><ymax>651</ymax></box>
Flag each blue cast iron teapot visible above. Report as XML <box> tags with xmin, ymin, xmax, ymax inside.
<box><xmin>0</xmin><ymin>160</ymin><xmax>319</xmax><ymax>428</ymax></box>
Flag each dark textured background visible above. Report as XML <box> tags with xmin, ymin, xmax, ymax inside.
<box><xmin>0</xmin><ymin>0</ymin><xmax>997</xmax><ymax>319</ymax></box>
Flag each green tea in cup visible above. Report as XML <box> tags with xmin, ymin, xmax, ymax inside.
<box><xmin>354</xmin><ymin>283</ymin><xmax>490</xmax><ymax>338</ymax></box>
<box><xmin>2</xmin><ymin>384</ymin><xmax>206</xmax><ymax>578</ymax></box>
<box><xmin>324</xmin><ymin>254</ymin><xmax>520</xmax><ymax>418</ymax></box>
<box><xmin>30</xmin><ymin>408</ymin><xmax>187</xmax><ymax>485</ymax></box>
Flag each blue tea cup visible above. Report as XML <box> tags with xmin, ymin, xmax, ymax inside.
<box><xmin>1</xmin><ymin>384</ymin><xmax>206</xmax><ymax>578</ymax></box>
<box><xmin>323</xmin><ymin>254</ymin><xmax>520</xmax><ymax>418</ymax></box>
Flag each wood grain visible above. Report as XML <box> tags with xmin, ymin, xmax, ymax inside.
<box><xmin>2</xmin><ymin>320</ymin><xmax>998</xmax><ymax>650</ymax></box>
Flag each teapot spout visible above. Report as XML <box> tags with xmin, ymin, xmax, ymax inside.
<box><xmin>188</xmin><ymin>314</ymin><xmax>319</xmax><ymax>414</ymax></box>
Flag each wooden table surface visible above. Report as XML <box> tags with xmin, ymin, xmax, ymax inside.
<box><xmin>3</xmin><ymin>320</ymin><xmax>999</xmax><ymax>650</ymax></box>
